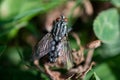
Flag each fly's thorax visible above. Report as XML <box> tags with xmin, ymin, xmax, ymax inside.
<box><xmin>51</xmin><ymin>19</ymin><xmax>68</xmax><ymax>42</ymax></box>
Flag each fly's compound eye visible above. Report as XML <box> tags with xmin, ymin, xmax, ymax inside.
<box><xmin>64</xmin><ymin>18</ymin><xmax>68</xmax><ymax>22</ymax></box>
<box><xmin>56</xmin><ymin>17</ymin><xmax>61</xmax><ymax>22</ymax></box>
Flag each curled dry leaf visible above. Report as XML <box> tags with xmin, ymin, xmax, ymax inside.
<box><xmin>76</xmin><ymin>62</ymin><xmax>96</xmax><ymax>79</ymax></box>
<box><xmin>86</xmin><ymin>40</ymin><xmax>101</xmax><ymax>49</ymax></box>
<box><xmin>72</xmin><ymin>48</ymin><xmax>84</xmax><ymax>65</ymax></box>
<box><xmin>44</xmin><ymin>63</ymin><xmax>64</xmax><ymax>80</ymax></box>
<box><xmin>32</xmin><ymin>31</ymin><xmax>100</xmax><ymax>80</ymax></box>
<box><xmin>71</xmin><ymin>32</ymin><xmax>84</xmax><ymax>65</ymax></box>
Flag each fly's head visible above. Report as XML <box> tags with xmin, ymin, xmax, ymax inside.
<box><xmin>51</xmin><ymin>15</ymin><xmax>70</xmax><ymax>41</ymax></box>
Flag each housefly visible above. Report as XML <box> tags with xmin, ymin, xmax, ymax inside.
<box><xmin>32</xmin><ymin>15</ymin><xmax>72</xmax><ymax>67</ymax></box>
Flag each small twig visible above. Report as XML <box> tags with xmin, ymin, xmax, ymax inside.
<box><xmin>78</xmin><ymin>47</ymin><xmax>84</xmax><ymax>64</ymax></box>
<box><xmin>71</xmin><ymin>32</ymin><xmax>85</xmax><ymax>65</ymax></box>
<box><xmin>44</xmin><ymin>63</ymin><xmax>65</xmax><ymax>80</ymax></box>
<box><xmin>65</xmin><ymin>65</ymin><xmax>83</xmax><ymax>80</ymax></box>
<box><xmin>76</xmin><ymin>62</ymin><xmax>95</xmax><ymax>79</ymax></box>
<box><xmin>71</xmin><ymin>32</ymin><xmax>82</xmax><ymax>48</ymax></box>
<box><xmin>84</xmin><ymin>40</ymin><xmax>101</xmax><ymax>70</ymax></box>
<box><xmin>34</xmin><ymin>60</ymin><xmax>45</xmax><ymax>72</ymax></box>
<box><xmin>84</xmin><ymin>49</ymin><xmax>94</xmax><ymax>70</ymax></box>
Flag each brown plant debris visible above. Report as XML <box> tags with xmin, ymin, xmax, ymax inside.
<box><xmin>33</xmin><ymin>32</ymin><xmax>101</xmax><ymax>80</ymax></box>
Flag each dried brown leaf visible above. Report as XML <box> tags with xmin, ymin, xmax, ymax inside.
<box><xmin>86</xmin><ymin>40</ymin><xmax>101</xmax><ymax>49</ymax></box>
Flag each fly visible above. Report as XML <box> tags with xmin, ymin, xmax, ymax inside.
<box><xmin>32</xmin><ymin>15</ymin><xmax>72</xmax><ymax>65</ymax></box>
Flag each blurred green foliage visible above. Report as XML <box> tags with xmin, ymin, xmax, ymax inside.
<box><xmin>0</xmin><ymin>0</ymin><xmax>120</xmax><ymax>80</ymax></box>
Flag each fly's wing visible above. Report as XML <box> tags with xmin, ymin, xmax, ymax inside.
<box><xmin>58</xmin><ymin>36</ymin><xmax>73</xmax><ymax>69</ymax></box>
<box><xmin>32</xmin><ymin>33</ymin><xmax>53</xmax><ymax>61</ymax></box>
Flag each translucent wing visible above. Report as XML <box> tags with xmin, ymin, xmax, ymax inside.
<box><xmin>57</xmin><ymin>36</ymin><xmax>73</xmax><ymax>69</ymax></box>
<box><xmin>32</xmin><ymin>33</ymin><xmax>53</xmax><ymax>60</ymax></box>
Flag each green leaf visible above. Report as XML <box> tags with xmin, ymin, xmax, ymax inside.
<box><xmin>110</xmin><ymin>0</ymin><xmax>120</xmax><ymax>7</ymax></box>
<box><xmin>94</xmin><ymin>54</ymin><xmax>120</xmax><ymax>80</ymax></box>
<box><xmin>89</xmin><ymin>72</ymin><xmax>100</xmax><ymax>80</ymax></box>
<box><xmin>5</xmin><ymin>47</ymin><xmax>23</xmax><ymax>65</ymax></box>
<box><xmin>0</xmin><ymin>45</ymin><xmax>7</xmax><ymax>57</ymax></box>
<box><xmin>93</xmin><ymin>8</ymin><xmax>119</xmax><ymax>44</ymax></box>
<box><xmin>94</xmin><ymin>63</ymin><xmax>116</xmax><ymax>80</ymax></box>
<box><xmin>85</xmin><ymin>61</ymin><xmax>119</xmax><ymax>80</ymax></box>
<box><xmin>0</xmin><ymin>0</ymin><xmax>66</xmax><ymax>21</ymax></box>
<box><xmin>14</xmin><ymin>0</ymin><xmax>66</xmax><ymax>22</ymax></box>
<box><xmin>84</xmin><ymin>69</ymin><xmax>94</xmax><ymax>80</ymax></box>
<box><xmin>0</xmin><ymin>0</ymin><xmax>25</xmax><ymax>20</ymax></box>
<box><xmin>40</xmin><ymin>73</ymin><xmax>50</xmax><ymax>80</ymax></box>
<box><xmin>0</xmin><ymin>22</ymin><xmax>27</xmax><ymax>42</ymax></box>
